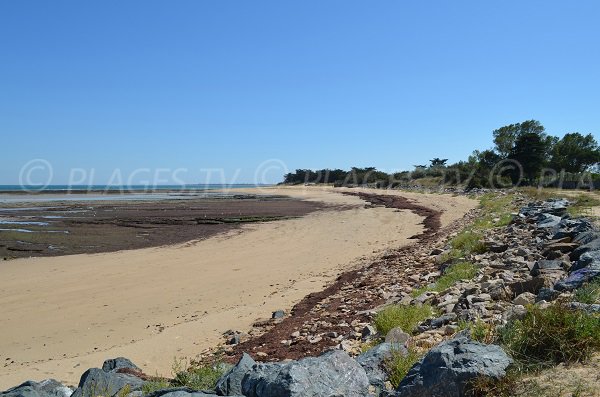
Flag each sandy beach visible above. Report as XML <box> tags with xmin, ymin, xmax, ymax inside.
<box><xmin>0</xmin><ymin>187</ymin><xmax>476</xmax><ymax>388</ymax></box>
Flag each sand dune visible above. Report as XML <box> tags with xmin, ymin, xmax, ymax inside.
<box><xmin>0</xmin><ymin>187</ymin><xmax>476</xmax><ymax>388</ymax></box>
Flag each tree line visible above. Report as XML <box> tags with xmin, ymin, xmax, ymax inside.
<box><xmin>281</xmin><ymin>120</ymin><xmax>600</xmax><ymax>189</ymax></box>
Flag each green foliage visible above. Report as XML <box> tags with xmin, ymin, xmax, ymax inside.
<box><xmin>510</xmin><ymin>132</ymin><xmax>551</xmax><ymax>183</ymax></box>
<box><xmin>384</xmin><ymin>347</ymin><xmax>423</xmax><ymax>388</ymax></box>
<box><xmin>550</xmin><ymin>132</ymin><xmax>600</xmax><ymax>173</ymax></box>
<box><xmin>413</xmin><ymin>262</ymin><xmax>479</xmax><ymax>297</ymax></box>
<box><xmin>171</xmin><ymin>359</ymin><xmax>226</xmax><ymax>391</ymax></box>
<box><xmin>493</xmin><ymin>120</ymin><xmax>546</xmax><ymax>158</ymax></box>
<box><xmin>574</xmin><ymin>279</ymin><xmax>600</xmax><ymax>304</ymax></box>
<box><xmin>142</xmin><ymin>379</ymin><xmax>172</xmax><ymax>396</ymax></box>
<box><xmin>458</xmin><ymin>318</ymin><xmax>495</xmax><ymax>344</ymax></box>
<box><xmin>450</xmin><ymin>231</ymin><xmax>487</xmax><ymax>256</ymax></box>
<box><xmin>499</xmin><ymin>304</ymin><xmax>600</xmax><ymax>370</ymax></box>
<box><xmin>374</xmin><ymin>304</ymin><xmax>434</xmax><ymax>336</ymax></box>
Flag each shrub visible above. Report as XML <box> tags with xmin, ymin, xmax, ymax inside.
<box><xmin>142</xmin><ymin>379</ymin><xmax>171</xmax><ymax>396</ymax></box>
<box><xmin>450</xmin><ymin>231</ymin><xmax>487</xmax><ymax>256</ymax></box>
<box><xmin>172</xmin><ymin>359</ymin><xmax>226</xmax><ymax>391</ymax></box>
<box><xmin>458</xmin><ymin>318</ymin><xmax>495</xmax><ymax>344</ymax></box>
<box><xmin>499</xmin><ymin>304</ymin><xmax>600</xmax><ymax>370</ymax></box>
<box><xmin>574</xmin><ymin>279</ymin><xmax>600</xmax><ymax>304</ymax></box>
<box><xmin>412</xmin><ymin>262</ymin><xmax>478</xmax><ymax>297</ymax></box>
<box><xmin>384</xmin><ymin>347</ymin><xmax>423</xmax><ymax>388</ymax></box>
<box><xmin>374</xmin><ymin>304</ymin><xmax>434</xmax><ymax>336</ymax></box>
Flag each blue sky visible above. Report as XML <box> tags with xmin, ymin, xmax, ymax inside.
<box><xmin>1</xmin><ymin>1</ymin><xmax>599</xmax><ymax>185</ymax></box>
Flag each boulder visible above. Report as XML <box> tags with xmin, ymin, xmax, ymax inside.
<box><xmin>530</xmin><ymin>260</ymin><xmax>565</xmax><ymax>277</ymax></box>
<box><xmin>215</xmin><ymin>353</ymin><xmax>256</xmax><ymax>396</ymax></box>
<box><xmin>573</xmin><ymin>230</ymin><xmax>600</xmax><ymax>245</ymax></box>
<box><xmin>357</xmin><ymin>343</ymin><xmax>406</xmax><ymax>390</ymax></box>
<box><xmin>555</xmin><ymin>267</ymin><xmax>600</xmax><ymax>291</ymax></box>
<box><xmin>396</xmin><ymin>337</ymin><xmax>512</xmax><ymax>397</ymax></box>
<box><xmin>571</xmin><ymin>251</ymin><xmax>600</xmax><ymax>272</ymax></box>
<box><xmin>570</xmin><ymin>238</ymin><xmax>600</xmax><ymax>261</ymax></box>
<box><xmin>535</xmin><ymin>288</ymin><xmax>561</xmax><ymax>302</ymax></box>
<box><xmin>241</xmin><ymin>350</ymin><xmax>369</xmax><ymax>397</ymax></box>
<box><xmin>508</xmin><ymin>277</ymin><xmax>546</xmax><ymax>296</ymax></box>
<box><xmin>385</xmin><ymin>327</ymin><xmax>411</xmax><ymax>344</ymax></box>
<box><xmin>102</xmin><ymin>358</ymin><xmax>141</xmax><ymax>373</ymax></box>
<box><xmin>536</xmin><ymin>214</ymin><xmax>562</xmax><ymax>228</ymax></box>
<box><xmin>512</xmin><ymin>292</ymin><xmax>536</xmax><ymax>306</ymax></box>
<box><xmin>70</xmin><ymin>367</ymin><xmax>145</xmax><ymax>397</ymax></box>
<box><xmin>147</xmin><ymin>388</ymin><xmax>243</xmax><ymax>397</ymax></box>
<box><xmin>1</xmin><ymin>380</ymin><xmax>72</xmax><ymax>397</ymax></box>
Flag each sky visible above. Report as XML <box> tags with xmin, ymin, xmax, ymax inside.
<box><xmin>1</xmin><ymin>1</ymin><xmax>599</xmax><ymax>185</ymax></box>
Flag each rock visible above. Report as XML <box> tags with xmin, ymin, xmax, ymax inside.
<box><xmin>537</xmin><ymin>214</ymin><xmax>562</xmax><ymax>228</ymax></box>
<box><xmin>503</xmin><ymin>305</ymin><xmax>527</xmax><ymax>322</ymax></box>
<box><xmin>102</xmin><ymin>358</ymin><xmax>141</xmax><ymax>373</ymax></box>
<box><xmin>508</xmin><ymin>277</ymin><xmax>546</xmax><ymax>296</ymax></box>
<box><xmin>555</xmin><ymin>267</ymin><xmax>600</xmax><ymax>291</ymax></box>
<box><xmin>431</xmin><ymin>313</ymin><xmax>457</xmax><ymax>328</ymax></box>
<box><xmin>536</xmin><ymin>288</ymin><xmax>560</xmax><ymax>302</ymax></box>
<box><xmin>271</xmin><ymin>310</ymin><xmax>285</xmax><ymax>319</ymax></box>
<box><xmin>396</xmin><ymin>337</ymin><xmax>512</xmax><ymax>397</ymax></box>
<box><xmin>542</xmin><ymin>242</ymin><xmax>579</xmax><ymax>255</ymax></box>
<box><xmin>357</xmin><ymin>343</ymin><xmax>406</xmax><ymax>390</ymax></box>
<box><xmin>1</xmin><ymin>380</ymin><xmax>73</xmax><ymax>397</ymax></box>
<box><xmin>573</xmin><ymin>231</ymin><xmax>600</xmax><ymax>245</ymax></box>
<box><xmin>147</xmin><ymin>388</ymin><xmax>242</xmax><ymax>397</ymax></box>
<box><xmin>430</xmin><ymin>248</ymin><xmax>444</xmax><ymax>256</ymax></box>
<box><xmin>512</xmin><ymin>292</ymin><xmax>536</xmax><ymax>306</ymax></box>
<box><xmin>570</xmin><ymin>238</ymin><xmax>600</xmax><ymax>261</ymax></box>
<box><xmin>241</xmin><ymin>350</ymin><xmax>369</xmax><ymax>397</ymax></box>
<box><xmin>385</xmin><ymin>327</ymin><xmax>410</xmax><ymax>344</ymax></box>
<box><xmin>530</xmin><ymin>260</ymin><xmax>565</xmax><ymax>277</ymax></box>
<box><xmin>569</xmin><ymin>302</ymin><xmax>600</xmax><ymax>313</ymax></box>
<box><xmin>486</xmin><ymin>242</ymin><xmax>508</xmax><ymax>253</ymax></box>
<box><xmin>215</xmin><ymin>353</ymin><xmax>256</xmax><ymax>396</ymax></box>
<box><xmin>70</xmin><ymin>367</ymin><xmax>145</xmax><ymax>397</ymax></box>
<box><xmin>361</xmin><ymin>325</ymin><xmax>377</xmax><ymax>341</ymax></box>
<box><xmin>571</xmin><ymin>251</ymin><xmax>600</xmax><ymax>272</ymax></box>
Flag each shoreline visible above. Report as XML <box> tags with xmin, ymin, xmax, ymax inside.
<box><xmin>0</xmin><ymin>187</ymin><xmax>477</xmax><ymax>388</ymax></box>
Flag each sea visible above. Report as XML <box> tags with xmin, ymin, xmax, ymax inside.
<box><xmin>0</xmin><ymin>184</ymin><xmax>271</xmax><ymax>203</ymax></box>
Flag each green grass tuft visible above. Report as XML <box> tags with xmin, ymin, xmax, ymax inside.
<box><xmin>384</xmin><ymin>347</ymin><xmax>423</xmax><ymax>388</ymax></box>
<box><xmin>450</xmin><ymin>231</ymin><xmax>487</xmax><ymax>256</ymax></box>
<box><xmin>171</xmin><ymin>359</ymin><xmax>226</xmax><ymax>391</ymax></box>
<box><xmin>574</xmin><ymin>279</ymin><xmax>600</xmax><ymax>304</ymax></box>
<box><xmin>412</xmin><ymin>262</ymin><xmax>478</xmax><ymax>297</ymax></box>
<box><xmin>374</xmin><ymin>304</ymin><xmax>434</xmax><ymax>336</ymax></box>
<box><xmin>499</xmin><ymin>304</ymin><xmax>600</xmax><ymax>371</ymax></box>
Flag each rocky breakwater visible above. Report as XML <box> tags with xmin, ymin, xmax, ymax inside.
<box><xmin>3</xmin><ymin>196</ymin><xmax>599</xmax><ymax>397</ymax></box>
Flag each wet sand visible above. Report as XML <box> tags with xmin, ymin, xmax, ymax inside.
<box><xmin>0</xmin><ymin>187</ymin><xmax>476</xmax><ymax>388</ymax></box>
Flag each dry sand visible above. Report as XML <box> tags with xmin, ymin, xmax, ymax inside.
<box><xmin>0</xmin><ymin>187</ymin><xmax>476</xmax><ymax>388</ymax></box>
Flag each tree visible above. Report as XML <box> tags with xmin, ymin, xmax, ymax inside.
<box><xmin>509</xmin><ymin>132</ymin><xmax>548</xmax><ymax>184</ymax></box>
<box><xmin>430</xmin><ymin>158</ymin><xmax>448</xmax><ymax>167</ymax></box>
<box><xmin>493</xmin><ymin>120</ymin><xmax>546</xmax><ymax>157</ymax></box>
<box><xmin>549</xmin><ymin>132</ymin><xmax>600</xmax><ymax>173</ymax></box>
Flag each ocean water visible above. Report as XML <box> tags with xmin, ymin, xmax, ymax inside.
<box><xmin>0</xmin><ymin>184</ymin><xmax>272</xmax><ymax>204</ymax></box>
<box><xmin>0</xmin><ymin>184</ymin><xmax>264</xmax><ymax>192</ymax></box>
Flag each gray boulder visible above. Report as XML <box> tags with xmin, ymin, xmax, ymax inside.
<box><xmin>555</xmin><ymin>267</ymin><xmax>600</xmax><ymax>291</ymax></box>
<box><xmin>146</xmin><ymin>388</ymin><xmax>243</xmax><ymax>397</ymax></box>
<box><xmin>241</xmin><ymin>350</ymin><xmax>369</xmax><ymax>397</ymax></box>
<box><xmin>537</xmin><ymin>214</ymin><xmax>562</xmax><ymax>228</ymax></box>
<box><xmin>570</xmin><ymin>238</ymin><xmax>600</xmax><ymax>261</ymax></box>
<box><xmin>573</xmin><ymin>231</ymin><xmax>600</xmax><ymax>245</ymax></box>
<box><xmin>396</xmin><ymin>337</ymin><xmax>512</xmax><ymax>397</ymax></box>
<box><xmin>357</xmin><ymin>343</ymin><xmax>406</xmax><ymax>390</ymax></box>
<box><xmin>530</xmin><ymin>260</ymin><xmax>564</xmax><ymax>276</ymax></box>
<box><xmin>571</xmin><ymin>251</ymin><xmax>600</xmax><ymax>272</ymax></box>
<box><xmin>215</xmin><ymin>353</ymin><xmax>256</xmax><ymax>396</ymax></box>
<box><xmin>102</xmin><ymin>358</ymin><xmax>141</xmax><ymax>373</ymax></box>
<box><xmin>70</xmin><ymin>367</ymin><xmax>145</xmax><ymax>397</ymax></box>
<box><xmin>1</xmin><ymin>380</ymin><xmax>72</xmax><ymax>397</ymax></box>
